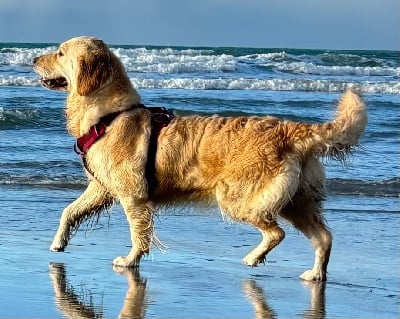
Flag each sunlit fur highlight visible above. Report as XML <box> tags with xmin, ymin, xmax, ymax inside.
<box><xmin>33</xmin><ymin>37</ymin><xmax>367</xmax><ymax>281</ymax></box>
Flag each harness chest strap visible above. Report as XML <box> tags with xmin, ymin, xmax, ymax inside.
<box><xmin>74</xmin><ymin>105</ymin><xmax>175</xmax><ymax>193</ymax></box>
<box><xmin>74</xmin><ymin>110</ymin><xmax>125</xmax><ymax>155</ymax></box>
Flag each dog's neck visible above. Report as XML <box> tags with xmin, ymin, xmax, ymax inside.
<box><xmin>66</xmin><ymin>85</ymin><xmax>141</xmax><ymax>138</ymax></box>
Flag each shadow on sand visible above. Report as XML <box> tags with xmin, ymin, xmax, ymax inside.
<box><xmin>49</xmin><ymin>263</ymin><xmax>326</xmax><ymax>319</ymax></box>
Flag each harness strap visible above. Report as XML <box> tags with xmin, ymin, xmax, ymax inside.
<box><xmin>74</xmin><ymin>104</ymin><xmax>175</xmax><ymax>194</ymax></box>
<box><xmin>145</xmin><ymin>107</ymin><xmax>175</xmax><ymax>194</ymax></box>
<box><xmin>74</xmin><ymin>107</ymin><xmax>139</xmax><ymax>155</ymax></box>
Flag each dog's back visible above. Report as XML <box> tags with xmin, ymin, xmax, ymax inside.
<box><xmin>153</xmin><ymin>90</ymin><xmax>366</xmax><ymax>206</ymax></box>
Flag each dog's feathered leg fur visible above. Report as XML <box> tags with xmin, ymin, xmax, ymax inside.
<box><xmin>216</xmin><ymin>157</ymin><xmax>301</xmax><ymax>267</ymax></box>
<box><xmin>112</xmin><ymin>198</ymin><xmax>155</xmax><ymax>267</ymax></box>
<box><xmin>50</xmin><ymin>180</ymin><xmax>114</xmax><ymax>251</ymax></box>
<box><xmin>280</xmin><ymin>157</ymin><xmax>332</xmax><ymax>281</ymax></box>
<box><xmin>242</xmin><ymin>221</ymin><xmax>285</xmax><ymax>266</ymax></box>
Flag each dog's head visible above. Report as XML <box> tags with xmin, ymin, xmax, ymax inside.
<box><xmin>33</xmin><ymin>36</ymin><xmax>112</xmax><ymax>96</ymax></box>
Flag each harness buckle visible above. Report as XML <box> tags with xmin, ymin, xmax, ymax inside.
<box><xmin>74</xmin><ymin>141</ymin><xmax>84</xmax><ymax>156</ymax></box>
<box><xmin>150</xmin><ymin>107</ymin><xmax>175</xmax><ymax>126</ymax></box>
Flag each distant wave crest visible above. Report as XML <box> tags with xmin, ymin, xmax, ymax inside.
<box><xmin>0</xmin><ymin>172</ymin><xmax>86</xmax><ymax>189</ymax></box>
<box><xmin>1</xmin><ymin>171</ymin><xmax>398</xmax><ymax>197</ymax></box>
<box><xmin>0</xmin><ymin>107</ymin><xmax>61</xmax><ymax>129</ymax></box>
<box><xmin>2</xmin><ymin>75</ymin><xmax>397</xmax><ymax>94</ymax></box>
<box><xmin>130</xmin><ymin>77</ymin><xmax>400</xmax><ymax>94</ymax></box>
<box><xmin>327</xmin><ymin>177</ymin><xmax>400</xmax><ymax>197</ymax></box>
<box><xmin>271</xmin><ymin>62</ymin><xmax>400</xmax><ymax>77</ymax></box>
<box><xmin>0</xmin><ymin>46</ymin><xmax>56</xmax><ymax>66</ymax></box>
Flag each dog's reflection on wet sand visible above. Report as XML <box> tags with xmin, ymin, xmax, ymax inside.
<box><xmin>301</xmin><ymin>281</ymin><xmax>326</xmax><ymax>319</ymax></box>
<box><xmin>243</xmin><ymin>279</ymin><xmax>326</xmax><ymax>319</ymax></box>
<box><xmin>116</xmin><ymin>267</ymin><xmax>148</xmax><ymax>319</ymax></box>
<box><xmin>49</xmin><ymin>263</ymin><xmax>148</xmax><ymax>319</ymax></box>
<box><xmin>49</xmin><ymin>263</ymin><xmax>326</xmax><ymax>319</ymax></box>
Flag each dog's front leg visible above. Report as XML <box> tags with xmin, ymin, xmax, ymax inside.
<box><xmin>50</xmin><ymin>180</ymin><xmax>113</xmax><ymax>252</ymax></box>
<box><xmin>113</xmin><ymin>198</ymin><xmax>154</xmax><ymax>268</ymax></box>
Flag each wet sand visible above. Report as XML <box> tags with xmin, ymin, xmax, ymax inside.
<box><xmin>0</xmin><ymin>186</ymin><xmax>399</xmax><ymax>318</ymax></box>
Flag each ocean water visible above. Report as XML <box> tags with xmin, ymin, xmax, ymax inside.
<box><xmin>0</xmin><ymin>43</ymin><xmax>399</xmax><ymax>318</ymax></box>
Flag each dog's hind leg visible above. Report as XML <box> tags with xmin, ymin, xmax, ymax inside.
<box><xmin>113</xmin><ymin>198</ymin><xmax>154</xmax><ymax>268</ymax></box>
<box><xmin>297</xmin><ymin>217</ymin><xmax>332</xmax><ymax>281</ymax></box>
<box><xmin>50</xmin><ymin>180</ymin><xmax>114</xmax><ymax>252</ymax></box>
<box><xmin>223</xmin><ymin>160</ymin><xmax>301</xmax><ymax>266</ymax></box>
<box><xmin>242</xmin><ymin>220</ymin><xmax>285</xmax><ymax>266</ymax></box>
<box><xmin>216</xmin><ymin>170</ymin><xmax>296</xmax><ymax>267</ymax></box>
<box><xmin>282</xmin><ymin>194</ymin><xmax>332</xmax><ymax>281</ymax></box>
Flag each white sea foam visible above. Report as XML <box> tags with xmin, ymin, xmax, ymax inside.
<box><xmin>112</xmin><ymin>47</ymin><xmax>236</xmax><ymax>73</ymax></box>
<box><xmin>112</xmin><ymin>47</ymin><xmax>399</xmax><ymax>76</ymax></box>
<box><xmin>1</xmin><ymin>74</ymin><xmax>398</xmax><ymax>94</ymax></box>
<box><xmin>271</xmin><ymin>61</ymin><xmax>400</xmax><ymax>77</ymax></box>
<box><xmin>0</xmin><ymin>47</ymin><xmax>56</xmax><ymax>66</ymax></box>
<box><xmin>130</xmin><ymin>77</ymin><xmax>400</xmax><ymax>94</ymax></box>
<box><xmin>0</xmin><ymin>75</ymin><xmax>39</xmax><ymax>86</ymax></box>
<box><xmin>239</xmin><ymin>52</ymin><xmax>289</xmax><ymax>63</ymax></box>
<box><xmin>4</xmin><ymin>46</ymin><xmax>398</xmax><ymax>77</ymax></box>
<box><xmin>1</xmin><ymin>45</ymin><xmax>398</xmax><ymax>94</ymax></box>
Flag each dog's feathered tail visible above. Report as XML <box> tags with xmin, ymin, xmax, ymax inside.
<box><xmin>292</xmin><ymin>89</ymin><xmax>367</xmax><ymax>161</ymax></box>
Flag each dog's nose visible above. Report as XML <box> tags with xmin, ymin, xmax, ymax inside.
<box><xmin>32</xmin><ymin>57</ymin><xmax>39</xmax><ymax>64</ymax></box>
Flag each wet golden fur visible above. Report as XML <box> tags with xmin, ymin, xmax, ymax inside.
<box><xmin>33</xmin><ymin>37</ymin><xmax>367</xmax><ymax>281</ymax></box>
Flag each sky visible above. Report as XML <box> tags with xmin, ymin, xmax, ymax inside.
<box><xmin>0</xmin><ymin>0</ymin><xmax>398</xmax><ymax>50</ymax></box>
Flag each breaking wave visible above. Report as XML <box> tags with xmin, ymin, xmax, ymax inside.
<box><xmin>1</xmin><ymin>75</ymin><xmax>399</xmax><ymax>94</ymax></box>
<box><xmin>0</xmin><ymin>107</ymin><xmax>62</xmax><ymax>129</ymax></box>
<box><xmin>129</xmin><ymin>77</ymin><xmax>399</xmax><ymax>94</ymax></box>
<box><xmin>1</xmin><ymin>44</ymin><xmax>398</xmax><ymax>94</ymax></box>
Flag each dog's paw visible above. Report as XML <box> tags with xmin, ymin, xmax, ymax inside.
<box><xmin>242</xmin><ymin>254</ymin><xmax>266</xmax><ymax>267</ymax></box>
<box><xmin>50</xmin><ymin>233</ymin><xmax>69</xmax><ymax>252</ymax></box>
<box><xmin>112</xmin><ymin>256</ymin><xmax>140</xmax><ymax>268</ymax></box>
<box><xmin>299</xmin><ymin>269</ymin><xmax>327</xmax><ymax>281</ymax></box>
<box><xmin>50</xmin><ymin>241</ymin><xmax>65</xmax><ymax>252</ymax></box>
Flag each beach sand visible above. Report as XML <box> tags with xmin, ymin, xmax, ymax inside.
<box><xmin>0</xmin><ymin>186</ymin><xmax>398</xmax><ymax>318</ymax></box>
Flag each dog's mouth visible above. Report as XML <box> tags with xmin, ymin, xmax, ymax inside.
<box><xmin>40</xmin><ymin>77</ymin><xmax>68</xmax><ymax>91</ymax></box>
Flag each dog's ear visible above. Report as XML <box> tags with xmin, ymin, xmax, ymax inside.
<box><xmin>76</xmin><ymin>50</ymin><xmax>111</xmax><ymax>96</ymax></box>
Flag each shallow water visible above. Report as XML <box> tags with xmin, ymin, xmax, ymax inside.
<box><xmin>1</xmin><ymin>184</ymin><xmax>398</xmax><ymax>318</ymax></box>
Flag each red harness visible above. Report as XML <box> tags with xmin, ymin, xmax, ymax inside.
<box><xmin>74</xmin><ymin>112</ymin><xmax>120</xmax><ymax>155</ymax></box>
<box><xmin>74</xmin><ymin>104</ymin><xmax>175</xmax><ymax>193</ymax></box>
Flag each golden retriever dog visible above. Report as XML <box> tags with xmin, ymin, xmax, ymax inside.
<box><xmin>33</xmin><ymin>36</ymin><xmax>367</xmax><ymax>281</ymax></box>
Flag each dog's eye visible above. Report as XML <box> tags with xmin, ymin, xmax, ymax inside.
<box><xmin>58</xmin><ymin>51</ymin><xmax>64</xmax><ymax>57</ymax></box>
